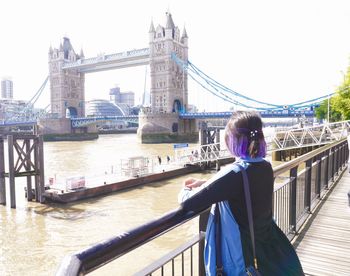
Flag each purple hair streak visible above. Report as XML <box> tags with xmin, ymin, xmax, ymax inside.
<box><xmin>225</xmin><ymin>111</ymin><xmax>267</xmax><ymax>158</ymax></box>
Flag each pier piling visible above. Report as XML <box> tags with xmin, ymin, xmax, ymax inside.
<box><xmin>25</xmin><ymin>139</ymin><xmax>33</xmax><ymax>201</ymax></box>
<box><xmin>0</xmin><ymin>137</ymin><xmax>6</xmax><ymax>205</ymax></box>
<box><xmin>8</xmin><ymin>136</ymin><xmax>16</xmax><ymax>208</ymax></box>
<box><xmin>0</xmin><ymin>134</ymin><xmax>45</xmax><ymax>208</ymax></box>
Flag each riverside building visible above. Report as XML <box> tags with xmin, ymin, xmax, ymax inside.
<box><xmin>1</xmin><ymin>78</ymin><xmax>13</xmax><ymax>99</ymax></box>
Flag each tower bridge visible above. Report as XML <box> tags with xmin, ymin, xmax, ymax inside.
<box><xmin>0</xmin><ymin>11</ymin><xmax>323</xmax><ymax>142</ymax></box>
<box><xmin>42</xmin><ymin>12</ymin><xmax>317</xmax><ymax>142</ymax></box>
<box><xmin>44</xmin><ymin>12</ymin><xmax>191</xmax><ymax>143</ymax></box>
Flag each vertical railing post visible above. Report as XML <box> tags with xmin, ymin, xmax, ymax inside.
<box><xmin>339</xmin><ymin>144</ymin><xmax>342</xmax><ymax>169</ymax></box>
<box><xmin>339</xmin><ymin>144</ymin><xmax>342</xmax><ymax>171</ymax></box>
<box><xmin>7</xmin><ymin>135</ymin><xmax>16</xmax><ymax>208</ymax></box>
<box><xmin>271</xmin><ymin>177</ymin><xmax>275</xmax><ymax>218</ymax></box>
<box><xmin>340</xmin><ymin>144</ymin><xmax>344</xmax><ymax>169</ymax></box>
<box><xmin>198</xmin><ymin>210</ymin><xmax>209</xmax><ymax>276</ymax></box>
<box><xmin>346</xmin><ymin>141</ymin><xmax>349</xmax><ymax>169</ymax></box>
<box><xmin>330</xmin><ymin>147</ymin><xmax>335</xmax><ymax>182</ymax></box>
<box><xmin>289</xmin><ymin>166</ymin><xmax>298</xmax><ymax>233</ymax></box>
<box><xmin>0</xmin><ymin>137</ymin><xmax>6</xmax><ymax>205</ymax></box>
<box><xmin>339</xmin><ymin>144</ymin><xmax>344</xmax><ymax>170</ymax></box>
<box><xmin>315</xmin><ymin>154</ymin><xmax>322</xmax><ymax>197</ymax></box>
<box><xmin>324</xmin><ymin>149</ymin><xmax>330</xmax><ymax>189</ymax></box>
<box><xmin>334</xmin><ymin>146</ymin><xmax>339</xmax><ymax>176</ymax></box>
<box><xmin>338</xmin><ymin>145</ymin><xmax>341</xmax><ymax>171</ymax></box>
<box><xmin>304</xmin><ymin>159</ymin><xmax>312</xmax><ymax>213</ymax></box>
<box><xmin>341</xmin><ymin>143</ymin><xmax>344</xmax><ymax>168</ymax></box>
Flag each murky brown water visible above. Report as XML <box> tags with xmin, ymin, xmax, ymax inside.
<box><xmin>0</xmin><ymin>134</ymin><xmax>213</xmax><ymax>276</ymax></box>
<box><xmin>0</xmin><ymin>133</ymin><xmax>282</xmax><ymax>276</ymax></box>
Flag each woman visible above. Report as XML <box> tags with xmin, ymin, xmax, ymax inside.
<box><xmin>178</xmin><ymin>111</ymin><xmax>304</xmax><ymax>275</ymax></box>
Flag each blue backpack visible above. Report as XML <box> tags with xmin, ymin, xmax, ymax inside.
<box><xmin>204</xmin><ymin>164</ymin><xmax>247</xmax><ymax>276</ymax></box>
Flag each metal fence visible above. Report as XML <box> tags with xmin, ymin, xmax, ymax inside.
<box><xmin>56</xmin><ymin>139</ymin><xmax>349</xmax><ymax>276</ymax></box>
<box><xmin>268</xmin><ymin>120</ymin><xmax>350</xmax><ymax>150</ymax></box>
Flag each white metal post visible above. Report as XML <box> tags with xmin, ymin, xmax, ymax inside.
<box><xmin>327</xmin><ymin>94</ymin><xmax>330</xmax><ymax>123</ymax></box>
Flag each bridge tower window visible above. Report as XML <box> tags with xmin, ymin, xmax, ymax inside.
<box><xmin>172</xmin><ymin>123</ymin><xmax>178</xmax><ymax>132</ymax></box>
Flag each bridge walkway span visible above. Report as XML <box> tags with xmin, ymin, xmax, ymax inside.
<box><xmin>295</xmin><ymin>170</ymin><xmax>350</xmax><ymax>275</ymax></box>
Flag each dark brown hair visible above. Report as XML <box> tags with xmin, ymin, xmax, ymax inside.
<box><xmin>224</xmin><ymin>111</ymin><xmax>266</xmax><ymax>158</ymax></box>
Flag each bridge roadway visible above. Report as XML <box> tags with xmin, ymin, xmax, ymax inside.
<box><xmin>69</xmin><ymin>110</ymin><xmax>314</xmax><ymax>128</ymax></box>
<box><xmin>179</xmin><ymin>110</ymin><xmax>315</xmax><ymax>119</ymax></box>
<box><xmin>295</xmin><ymin>170</ymin><xmax>350</xmax><ymax>275</ymax></box>
<box><xmin>0</xmin><ymin>110</ymin><xmax>314</xmax><ymax>128</ymax></box>
<box><xmin>62</xmin><ymin>48</ymin><xmax>150</xmax><ymax>73</ymax></box>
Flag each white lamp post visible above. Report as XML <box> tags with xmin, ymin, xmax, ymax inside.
<box><xmin>327</xmin><ymin>94</ymin><xmax>330</xmax><ymax>123</ymax></box>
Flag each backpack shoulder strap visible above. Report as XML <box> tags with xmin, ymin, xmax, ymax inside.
<box><xmin>235</xmin><ymin>163</ymin><xmax>259</xmax><ymax>270</ymax></box>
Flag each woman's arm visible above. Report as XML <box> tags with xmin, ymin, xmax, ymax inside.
<box><xmin>179</xmin><ymin>165</ymin><xmax>243</xmax><ymax>213</ymax></box>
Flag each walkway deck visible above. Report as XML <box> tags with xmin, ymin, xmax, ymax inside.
<box><xmin>295</xmin><ymin>171</ymin><xmax>350</xmax><ymax>275</ymax></box>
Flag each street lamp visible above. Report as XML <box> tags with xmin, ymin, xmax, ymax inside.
<box><xmin>327</xmin><ymin>93</ymin><xmax>330</xmax><ymax>123</ymax></box>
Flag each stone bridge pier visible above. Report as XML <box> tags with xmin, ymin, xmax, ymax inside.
<box><xmin>137</xmin><ymin>111</ymin><xmax>198</xmax><ymax>143</ymax></box>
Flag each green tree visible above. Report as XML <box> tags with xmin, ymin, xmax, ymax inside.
<box><xmin>332</xmin><ymin>66</ymin><xmax>350</xmax><ymax>120</ymax></box>
<box><xmin>315</xmin><ymin>63</ymin><xmax>350</xmax><ymax>122</ymax></box>
<box><xmin>315</xmin><ymin>99</ymin><xmax>328</xmax><ymax>120</ymax></box>
<box><xmin>315</xmin><ymin>98</ymin><xmax>341</xmax><ymax>122</ymax></box>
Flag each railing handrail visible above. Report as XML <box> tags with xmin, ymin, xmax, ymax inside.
<box><xmin>134</xmin><ymin>233</ymin><xmax>206</xmax><ymax>276</ymax></box>
<box><xmin>273</xmin><ymin>138</ymin><xmax>346</xmax><ymax>176</ymax></box>
<box><xmin>56</xmin><ymin>207</ymin><xmax>208</xmax><ymax>275</ymax></box>
<box><xmin>56</xmin><ymin>138</ymin><xmax>348</xmax><ymax>275</ymax></box>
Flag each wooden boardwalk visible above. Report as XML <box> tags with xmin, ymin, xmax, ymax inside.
<box><xmin>295</xmin><ymin>171</ymin><xmax>350</xmax><ymax>275</ymax></box>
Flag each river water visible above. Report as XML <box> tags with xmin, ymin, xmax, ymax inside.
<box><xmin>0</xmin><ymin>134</ymin><xmax>216</xmax><ymax>276</ymax></box>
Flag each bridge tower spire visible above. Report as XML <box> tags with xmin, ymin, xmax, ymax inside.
<box><xmin>148</xmin><ymin>12</ymin><xmax>188</xmax><ymax>113</ymax></box>
<box><xmin>138</xmin><ymin>12</ymin><xmax>193</xmax><ymax>142</ymax></box>
<box><xmin>48</xmin><ymin>37</ymin><xmax>85</xmax><ymax>119</ymax></box>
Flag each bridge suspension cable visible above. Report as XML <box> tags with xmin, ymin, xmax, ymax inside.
<box><xmin>171</xmin><ymin>53</ymin><xmax>334</xmax><ymax>111</ymax></box>
<box><xmin>26</xmin><ymin>76</ymin><xmax>49</xmax><ymax>107</ymax></box>
<box><xmin>6</xmin><ymin>76</ymin><xmax>49</xmax><ymax>122</ymax></box>
<box><xmin>188</xmin><ymin>60</ymin><xmax>282</xmax><ymax>108</ymax></box>
<box><xmin>187</xmin><ymin>73</ymin><xmax>266</xmax><ymax>110</ymax></box>
<box><xmin>189</xmin><ymin>61</ymin><xmax>334</xmax><ymax>110</ymax></box>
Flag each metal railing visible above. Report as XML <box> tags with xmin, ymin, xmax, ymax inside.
<box><xmin>134</xmin><ymin>233</ymin><xmax>205</xmax><ymax>276</ymax></box>
<box><xmin>56</xmin><ymin>139</ymin><xmax>349</xmax><ymax>275</ymax></box>
<box><xmin>71</xmin><ymin>115</ymin><xmax>139</xmax><ymax>128</ymax></box>
<box><xmin>179</xmin><ymin>110</ymin><xmax>315</xmax><ymax>119</ymax></box>
<box><xmin>268</xmin><ymin>120</ymin><xmax>350</xmax><ymax>150</ymax></box>
<box><xmin>174</xmin><ymin>142</ymin><xmax>231</xmax><ymax>166</ymax></box>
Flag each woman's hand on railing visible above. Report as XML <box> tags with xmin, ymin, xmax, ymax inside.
<box><xmin>178</xmin><ymin>178</ymin><xmax>207</xmax><ymax>203</ymax></box>
<box><xmin>184</xmin><ymin>177</ymin><xmax>207</xmax><ymax>190</ymax></box>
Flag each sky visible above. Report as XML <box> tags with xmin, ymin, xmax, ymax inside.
<box><xmin>0</xmin><ymin>0</ymin><xmax>350</xmax><ymax>112</ymax></box>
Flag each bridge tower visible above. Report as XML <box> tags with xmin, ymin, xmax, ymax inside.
<box><xmin>149</xmin><ymin>12</ymin><xmax>188</xmax><ymax>113</ymax></box>
<box><xmin>138</xmin><ymin>13</ymin><xmax>196</xmax><ymax>143</ymax></box>
<box><xmin>48</xmin><ymin>37</ymin><xmax>85</xmax><ymax>118</ymax></box>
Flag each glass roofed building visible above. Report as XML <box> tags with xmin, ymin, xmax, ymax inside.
<box><xmin>85</xmin><ymin>99</ymin><xmax>129</xmax><ymax>117</ymax></box>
